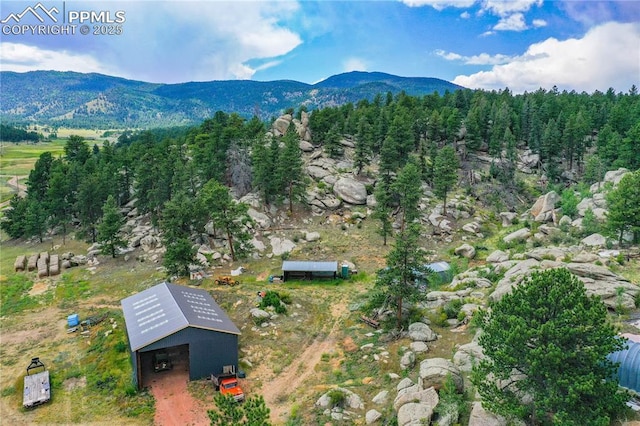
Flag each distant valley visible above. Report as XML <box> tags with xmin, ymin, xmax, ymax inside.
<box><xmin>0</xmin><ymin>70</ymin><xmax>464</xmax><ymax>129</ymax></box>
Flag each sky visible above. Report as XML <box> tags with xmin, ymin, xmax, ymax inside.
<box><xmin>1</xmin><ymin>0</ymin><xmax>639</xmax><ymax>93</ymax></box>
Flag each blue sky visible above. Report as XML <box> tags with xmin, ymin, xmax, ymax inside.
<box><xmin>1</xmin><ymin>0</ymin><xmax>639</xmax><ymax>92</ymax></box>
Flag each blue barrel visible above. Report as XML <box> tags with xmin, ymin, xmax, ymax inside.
<box><xmin>67</xmin><ymin>314</ymin><xmax>79</xmax><ymax>327</ymax></box>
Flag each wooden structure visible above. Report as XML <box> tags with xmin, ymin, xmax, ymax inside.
<box><xmin>23</xmin><ymin>357</ymin><xmax>50</xmax><ymax>408</ymax></box>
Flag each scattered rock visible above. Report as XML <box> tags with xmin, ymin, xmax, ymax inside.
<box><xmin>397</xmin><ymin>395</ymin><xmax>438</xmax><ymax>426</ymax></box>
<box><xmin>453</xmin><ymin>339</ymin><xmax>484</xmax><ymax>372</ymax></box>
<box><xmin>462</xmin><ymin>222</ymin><xmax>481</xmax><ymax>234</ymax></box>
<box><xmin>372</xmin><ymin>390</ymin><xmax>389</xmax><ymax>405</ymax></box>
<box><xmin>366</xmin><ymin>409</ymin><xmax>382</xmax><ymax>424</ymax></box>
<box><xmin>468</xmin><ymin>402</ymin><xmax>507</xmax><ymax>426</ymax></box>
<box><xmin>486</xmin><ymin>250</ymin><xmax>509</xmax><ymax>263</ymax></box>
<box><xmin>582</xmin><ymin>233</ymin><xmax>606</xmax><ymax>247</ymax></box>
<box><xmin>529</xmin><ymin>191</ymin><xmax>559</xmax><ymax>222</ymax></box>
<box><xmin>250</xmin><ymin>308</ymin><xmax>271</xmax><ymax>320</ymax></box>
<box><xmin>400</xmin><ymin>351</ymin><xmax>415</xmax><ymax>370</ymax></box>
<box><xmin>410</xmin><ymin>341</ymin><xmax>429</xmax><ymax>353</ymax></box>
<box><xmin>247</xmin><ymin>208</ymin><xmax>272</xmax><ymax>229</ymax></box>
<box><xmin>503</xmin><ymin>228</ymin><xmax>531</xmax><ymax>244</ymax></box>
<box><xmin>455</xmin><ymin>243</ymin><xmax>476</xmax><ymax>259</ymax></box>
<box><xmin>419</xmin><ymin>358</ymin><xmax>464</xmax><ymax>392</ymax></box>
<box><xmin>408</xmin><ymin>322</ymin><xmax>437</xmax><ymax>342</ymax></box>
<box><xmin>499</xmin><ymin>212</ymin><xmax>518</xmax><ymax>227</ymax></box>
<box><xmin>305</xmin><ymin>231</ymin><xmax>321</xmax><ymax>242</ymax></box>
<box><xmin>269</xmin><ymin>237</ymin><xmax>296</xmax><ymax>256</ymax></box>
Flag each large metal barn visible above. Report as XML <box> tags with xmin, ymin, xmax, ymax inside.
<box><xmin>121</xmin><ymin>282</ymin><xmax>240</xmax><ymax>389</ymax></box>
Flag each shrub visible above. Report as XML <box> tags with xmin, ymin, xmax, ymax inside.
<box><xmin>327</xmin><ymin>389</ymin><xmax>346</xmax><ymax>408</ymax></box>
<box><xmin>259</xmin><ymin>290</ymin><xmax>287</xmax><ymax>314</ymax></box>
<box><xmin>443</xmin><ymin>299</ymin><xmax>463</xmax><ymax>319</ymax></box>
<box><xmin>560</xmin><ymin>189</ymin><xmax>579</xmax><ymax>218</ymax></box>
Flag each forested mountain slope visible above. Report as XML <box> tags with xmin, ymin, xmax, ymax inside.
<box><xmin>0</xmin><ymin>70</ymin><xmax>462</xmax><ymax>128</ymax></box>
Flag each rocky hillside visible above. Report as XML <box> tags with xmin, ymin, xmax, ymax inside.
<box><xmin>0</xmin><ymin>70</ymin><xmax>462</xmax><ymax>129</ymax></box>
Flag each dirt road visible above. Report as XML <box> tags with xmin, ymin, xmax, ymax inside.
<box><xmin>261</xmin><ymin>302</ymin><xmax>348</xmax><ymax>424</ymax></box>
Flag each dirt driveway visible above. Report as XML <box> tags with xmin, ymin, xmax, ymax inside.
<box><xmin>146</xmin><ymin>350</ymin><xmax>209</xmax><ymax>426</ymax></box>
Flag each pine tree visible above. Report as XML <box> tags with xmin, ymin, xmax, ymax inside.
<box><xmin>97</xmin><ymin>195</ymin><xmax>126</xmax><ymax>258</ymax></box>
<box><xmin>606</xmin><ymin>170</ymin><xmax>640</xmax><ymax>243</ymax></box>
<box><xmin>433</xmin><ymin>146</ymin><xmax>459</xmax><ymax>216</ymax></box>
<box><xmin>372</xmin><ymin>179</ymin><xmax>393</xmax><ymax>246</ymax></box>
<box><xmin>473</xmin><ymin>268</ymin><xmax>626</xmax><ymax>425</ymax></box>
<box><xmin>278</xmin><ymin>124</ymin><xmax>305</xmax><ymax>214</ymax></box>
<box><xmin>200</xmin><ymin>180</ymin><xmax>253</xmax><ymax>260</ymax></box>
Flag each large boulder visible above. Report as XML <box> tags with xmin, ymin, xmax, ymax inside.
<box><xmin>272</xmin><ymin>114</ymin><xmax>292</xmax><ymax>136</ymax></box>
<box><xmin>419</xmin><ymin>358</ymin><xmax>463</xmax><ymax>392</ymax></box>
<box><xmin>529</xmin><ymin>191</ymin><xmax>559</xmax><ymax>222</ymax></box>
<box><xmin>394</xmin><ymin>385</ymin><xmax>439</xmax><ymax>411</ymax></box>
<box><xmin>140</xmin><ymin>235</ymin><xmax>161</xmax><ymax>252</ymax></box>
<box><xmin>468</xmin><ymin>402</ymin><xmax>507</xmax><ymax>426</ymax></box>
<box><xmin>565</xmin><ymin>262</ymin><xmax>639</xmax><ymax>310</ymax></box>
<box><xmin>503</xmin><ymin>228</ymin><xmax>531</xmax><ymax>244</ymax></box>
<box><xmin>269</xmin><ymin>237</ymin><xmax>296</xmax><ymax>256</ymax></box>
<box><xmin>581</xmin><ymin>233</ymin><xmax>606</xmax><ymax>247</ymax></box>
<box><xmin>453</xmin><ymin>339</ymin><xmax>484</xmax><ymax>372</ymax></box>
<box><xmin>486</xmin><ymin>250</ymin><xmax>509</xmax><ymax>263</ymax></box>
<box><xmin>247</xmin><ymin>208</ymin><xmax>272</xmax><ymax>229</ymax></box>
<box><xmin>333</xmin><ymin>177</ymin><xmax>368</xmax><ymax>205</ymax></box>
<box><xmin>397</xmin><ymin>402</ymin><xmax>436</xmax><ymax>426</ymax></box>
<box><xmin>455</xmin><ymin>243</ymin><xmax>476</xmax><ymax>259</ymax></box>
<box><xmin>408</xmin><ymin>322</ymin><xmax>437</xmax><ymax>342</ymax></box>
<box><xmin>316</xmin><ymin>387</ymin><xmax>364</xmax><ymax>410</ymax></box>
<box><xmin>366</xmin><ymin>410</ymin><xmax>382</xmax><ymax>424</ymax></box>
<box><xmin>499</xmin><ymin>212</ymin><xmax>518</xmax><ymax>227</ymax></box>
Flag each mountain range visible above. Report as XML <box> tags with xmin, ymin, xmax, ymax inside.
<box><xmin>0</xmin><ymin>70</ymin><xmax>464</xmax><ymax>129</ymax></box>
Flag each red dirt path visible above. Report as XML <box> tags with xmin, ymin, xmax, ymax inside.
<box><xmin>146</xmin><ymin>354</ymin><xmax>209</xmax><ymax>426</ymax></box>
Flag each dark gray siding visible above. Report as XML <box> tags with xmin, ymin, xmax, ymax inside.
<box><xmin>140</xmin><ymin>327</ymin><xmax>238</xmax><ymax>380</ymax></box>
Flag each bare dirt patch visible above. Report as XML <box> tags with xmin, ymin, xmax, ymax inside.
<box><xmin>148</xmin><ymin>367</ymin><xmax>209</xmax><ymax>426</ymax></box>
<box><xmin>28</xmin><ymin>281</ymin><xmax>49</xmax><ymax>296</ymax></box>
<box><xmin>63</xmin><ymin>376</ymin><xmax>87</xmax><ymax>391</ymax></box>
<box><xmin>255</xmin><ymin>297</ymin><xmax>349</xmax><ymax>424</ymax></box>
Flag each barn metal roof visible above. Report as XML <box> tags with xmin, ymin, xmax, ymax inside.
<box><xmin>282</xmin><ymin>260</ymin><xmax>338</xmax><ymax>272</ymax></box>
<box><xmin>609</xmin><ymin>338</ymin><xmax>640</xmax><ymax>393</ymax></box>
<box><xmin>121</xmin><ymin>282</ymin><xmax>240</xmax><ymax>352</ymax></box>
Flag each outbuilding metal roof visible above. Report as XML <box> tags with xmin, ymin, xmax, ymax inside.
<box><xmin>426</xmin><ymin>261</ymin><xmax>451</xmax><ymax>273</ymax></box>
<box><xmin>121</xmin><ymin>282</ymin><xmax>240</xmax><ymax>352</ymax></box>
<box><xmin>609</xmin><ymin>338</ymin><xmax>640</xmax><ymax>393</ymax></box>
<box><xmin>282</xmin><ymin>261</ymin><xmax>338</xmax><ymax>272</ymax></box>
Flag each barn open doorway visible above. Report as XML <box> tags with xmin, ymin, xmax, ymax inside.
<box><xmin>141</xmin><ymin>344</ymin><xmax>189</xmax><ymax>388</ymax></box>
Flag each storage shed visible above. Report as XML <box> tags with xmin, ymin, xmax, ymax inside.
<box><xmin>121</xmin><ymin>282</ymin><xmax>240</xmax><ymax>389</ymax></box>
<box><xmin>609</xmin><ymin>337</ymin><xmax>640</xmax><ymax>394</ymax></box>
<box><xmin>425</xmin><ymin>261</ymin><xmax>453</xmax><ymax>283</ymax></box>
<box><xmin>282</xmin><ymin>261</ymin><xmax>338</xmax><ymax>282</ymax></box>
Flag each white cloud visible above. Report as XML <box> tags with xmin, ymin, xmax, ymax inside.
<box><xmin>0</xmin><ymin>1</ymin><xmax>303</xmax><ymax>83</ymax></box>
<box><xmin>343</xmin><ymin>57</ymin><xmax>368</xmax><ymax>72</ymax></box>
<box><xmin>483</xmin><ymin>0</ymin><xmax>542</xmax><ymax>17</ymax></box>
<box><xmin>436</xmin><ymin>49</ymin><xmax>514</xmax><ymax>65</ymax></box>
<box><xmin>532</xmin><ymin>19</ymin><xmax>547</xmax><ymax>27</ymax></box>
<box><xmin>399</xmin><ymin>0</ymin><xmax>475</xmax><ymax>10</ymax></box>
<box><xmin>493</xmin><ymin>12</ymin><xmax>527</xmax><ymax>31</ymax></box>
<box><xmin>0</xmin><ymin>42</ymin><xmax>116</xmax><ymax>74</ymax></box>
<box><xmin>460</xmin><ymin>11</ymin><xmax>471</xmax><ymax>19</ymax></box>
<box><xmin>452</xmin><ymin>22</ymin><xmax>640</xmax><ymax>93</ymax></box>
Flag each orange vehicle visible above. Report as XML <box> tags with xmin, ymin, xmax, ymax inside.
<box><xmin>211</xmin><ymin>365</ymin><xmax>245</xmax><ymax>402</ymax></box>
<box><xmin>215</xmin><ymin>276</ymin><xmax>240</xmax><ymax>286</ymax></box>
